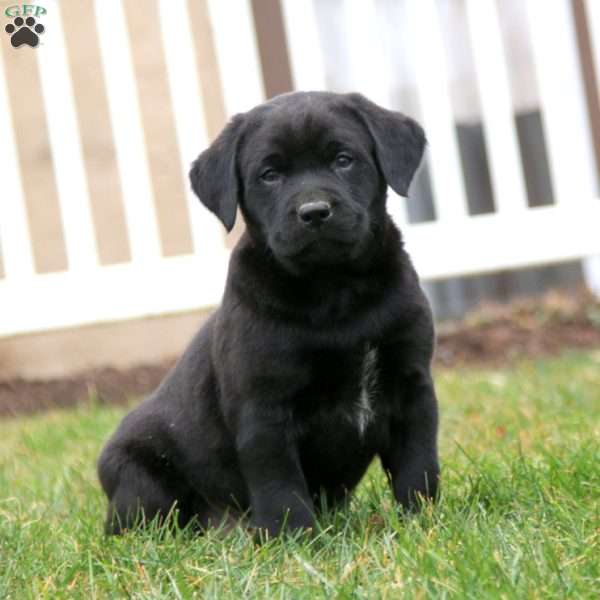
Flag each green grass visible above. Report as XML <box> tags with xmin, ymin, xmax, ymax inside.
<box><xmin>1</xmin><ymin>352</ymin><xmax>599</xmax><ymax>599</ymax></box>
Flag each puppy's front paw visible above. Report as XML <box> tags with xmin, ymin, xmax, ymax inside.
<box><xmin>250</xmin><ymin>509</ymin><xmax>315</xmax><ymax>542</ymax></box>
<box><xmin>394</xmin><ymin>464</ymin><xmax>440</xmax><ymax>512</ymax></box>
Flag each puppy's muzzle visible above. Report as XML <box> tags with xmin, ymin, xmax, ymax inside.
<box><xmin>297</xmin><ymin>201</ymin><xmax>332</xmax><ymax>228</ymax></box>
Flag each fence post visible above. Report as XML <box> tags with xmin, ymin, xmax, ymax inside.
<box><xmin>528</xmin><ymin>0</ymin><xmax>600</xmax><ymax>297</ymax></box>
<box><xmin>582</xmin><ymin>0</ymin><xmax>600</xmax><ymax>297</ymax></box>
<box><xmin>583</xmin><ymin>257</ymin><xmax>600</xmax><ymax>296</ymax></box>
<box><xmin>0</xmin><ymin>42</ymin><xmax>35</xmax><ymax>279</ymax></box>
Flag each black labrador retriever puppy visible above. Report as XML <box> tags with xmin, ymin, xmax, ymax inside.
<box><xmin>98</xmin><ymin>91</ymin><xmax>439</xmax><ymax>537</ymax></box>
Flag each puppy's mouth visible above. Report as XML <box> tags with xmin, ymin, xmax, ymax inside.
<box><xmin>269</xmin><ymin>222</ymin><xmax>372</xmax><ymax>270</ymax></box>
<box><xmin>285</xmin><ymin>236</ymin><xmax>354</xmax><ymax>256</ymax></box>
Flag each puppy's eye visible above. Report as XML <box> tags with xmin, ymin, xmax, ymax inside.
<box><xmin>335</xmin><ymin>153</ymin><xmax>354</xmax><ymax>169</ymax></box>
<box><xmin>260</xmin><ymin>169</ymin><xmax>281</xmax><ymax>184</ymax></box>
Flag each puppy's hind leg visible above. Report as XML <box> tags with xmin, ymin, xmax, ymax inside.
<box><xmin>104</xmin><ymin>466</ymin><xmax>181</xmax><ymax>534</ymax></box>
<box><xmin>98</xmin><ymin>448</ymin><xmax>190</xmax><ymax>535</ymax></box>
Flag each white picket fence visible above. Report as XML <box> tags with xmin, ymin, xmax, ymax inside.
<box><xmin>1</xmin><ymin>0</ymin><xmax>600</xmax><ymax>339</ymax></box>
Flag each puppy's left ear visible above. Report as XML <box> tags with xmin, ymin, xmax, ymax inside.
<box><xmin>347</xmin><ymin>93</ymin><xmax>426</xmax><ymax>197</ymax></box>
<box><xmin>189</xmin><ymin>114</ymin><xmax>245</xmax><ymax>232</ymax></box>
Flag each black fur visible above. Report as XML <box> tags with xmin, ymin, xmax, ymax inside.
<box><xmin>98</xmin><ymin>91</ymin><xmax>439</xmax><ymax>537</ymax></box>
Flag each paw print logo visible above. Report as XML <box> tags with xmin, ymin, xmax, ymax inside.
<box><xmin>5</xmin><ymin>16</ymin><xmax>45</xmax><ymax>48</ymax></box>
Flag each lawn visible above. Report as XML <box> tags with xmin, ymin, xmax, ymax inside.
<box><xmin>0</xmin><ymin>352</ymin><xmax>599</xmax><ymax>599</ymax></box>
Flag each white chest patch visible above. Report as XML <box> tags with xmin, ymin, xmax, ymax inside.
<box><xmin>354</xmin><ymin>345</ymin><xmax>379</xmax><ymax>437</ymax></box>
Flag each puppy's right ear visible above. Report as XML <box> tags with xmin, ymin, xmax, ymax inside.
<box><xmin>189</xmin><ymin>115</ymin><xmax>245</xmax><ymax>232</ymax></box>
<box><xmin>346</xmin><ymin>93</ymin><xmax>426</xmax><ymax>197</ymax></box>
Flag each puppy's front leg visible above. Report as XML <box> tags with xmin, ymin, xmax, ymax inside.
<box><xmin>236</xmin><ymin>404</ymin><xmax>314</xmax><ymax>538</ymax></box>
<box><xmin>380</xmin><ymin>360</ymin><xmax>440</xmax><ymax>511</ymax></box>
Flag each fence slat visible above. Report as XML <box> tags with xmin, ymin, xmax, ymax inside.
<box><xmin>206</xmin><ymin>0</ymin><xmax>264</xmax><ymax>116</ymax></box>
<box><xmin>342</xmin><ymin>0</ymin><xmax>408</xmax><ymax>227</ymax></box>
<box><xmin>405</xmin><ymin>0</ymin><xmax>468</xmax><ymax>222</ymax></box>
<box><xmin>157</xmin><ymin>0</ymin><xmax>227</xmax><ymax>258</ymax></box>
<box><xmin>0</xmin><ymin>46</ymin><xmax>35</xmax><ymax>280</ymax></box>
<box><xmin>94</xmin><ymin>0</ymin><xmax>162</xmax><ymax>262</ymax></box>
<box><xmin>36</xmin><ymin>2</ymin><xmax>98</xmax><ymax>270</ymax></box>
<box><xmin>529</xmin><ymin>0</ymin><xmax>598</xmax><ymax>204</ymax></box>
<box><xmin>465</xmin><ymin>0</ymin><xmax>528</xmax><ymax>214</ymax></box>
<box><xmin>338</xmin><ymin>0</ymin><xmax>408</xmax><ymax>225</ymax></box>
<box><xmin>583</xmin><ymin>0</ymin><xmax>600</xmax><ymax>297</ymax></box>
<box><xmin>280</xmin><ymin>0</ymin><xmax>327</xmax><ymax>91</ymax></box>
<box><xmin>339</xmin><ymin>0</ymin><xmax>391</xmax><ymax>108</ymax></box>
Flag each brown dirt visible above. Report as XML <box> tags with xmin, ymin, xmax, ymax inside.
<box><xmin>0</xmin><ymin>362</ymin><xmax>175</xmax><ymax>417</ymax></box>
<box><xmin>2</xmin><ymin>290</ymin><xmax>600</xmax><ymax>417</ymax></box>
<box><xmin>435</xmin><ymin>288</ymin><xmax>600</xmax><ymax>367</ymax></box>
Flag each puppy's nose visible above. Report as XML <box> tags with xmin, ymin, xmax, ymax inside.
<box><xmin>298</xmin><ymin>201</ymin><xmax>332</xmax><ymax>226</ymax></box>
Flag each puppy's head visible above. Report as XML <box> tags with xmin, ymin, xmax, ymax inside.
<box><xmin>190</xmin><ymin>92</ymin><xmax>425</xmax><ymax>273</ymax></box>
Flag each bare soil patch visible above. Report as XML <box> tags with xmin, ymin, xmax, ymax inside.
<box><xmin>435</xmin><ymin>289</ymin><xmax>600</xmax><ymax>366</ymax></box>
<box><xmin>2</xmin><ymin>290</ymin><xmax>599</xmax><ymax>417</ymax></box>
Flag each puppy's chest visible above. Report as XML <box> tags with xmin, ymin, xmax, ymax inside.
<box><xmin>294</xmin><ymin>344</ymin><xmax>381</xmax><ymax>438</ymax></box>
